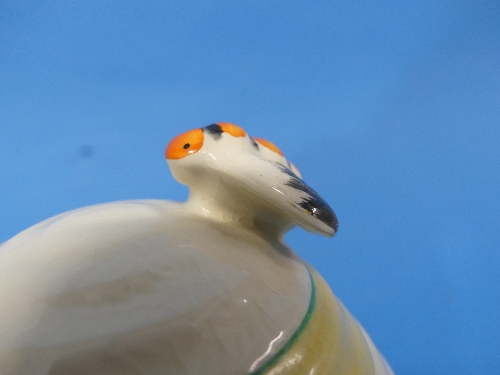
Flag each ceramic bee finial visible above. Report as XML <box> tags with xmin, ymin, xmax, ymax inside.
<box><xmin>165</xmin><ymin>122</ymin><xmax>338</xmax><ymax>237</ymax></box>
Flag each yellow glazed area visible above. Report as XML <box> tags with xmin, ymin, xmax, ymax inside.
<box><xmin>257</xmin><ymin>268</ymin><xmax>392</xmax><ymax>375</ymax></box>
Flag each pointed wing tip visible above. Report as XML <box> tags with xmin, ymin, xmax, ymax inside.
<box><xmin>329</xmin><ymin>216</ymin><xmax>339</xmax><ymax>237</ymax></box>
<box><xmin>318</xmin><ymin>222</ymin><xmax>338</xmax><ymax>238</ymax></box>
<box><xmin>312</xmin><ymin>204</ymin><xmax>338</xmax><ymax>238</ymax></box>
<box><xmin>297</xmin><ymin>210</ymin><xmax>337</xmax><ymax>237</ymax></box>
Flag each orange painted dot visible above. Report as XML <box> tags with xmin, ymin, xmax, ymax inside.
<box><xmin>216</xmin><ymin>123</ymin><xmax>246</xmax><ymax>137</ymax></box>
<box><xmin>165</xmin><ymin>128</ymin><xmax>204</xmax><ymax>160</ymax></box>
<box><xmin>254</xmin><ymin>137</ymin><xmax>284</xmax><ymax>156</ymax></box>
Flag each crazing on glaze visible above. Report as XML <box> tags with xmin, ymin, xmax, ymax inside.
<box><xmin>0</xmin><ymin>123</ymin><xmax>394</xmax><ymax>375</ymax></box>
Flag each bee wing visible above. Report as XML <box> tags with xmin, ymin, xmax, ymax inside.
<box><xmin>228</xmin><ymin>156</ymin><xmax>338</xmax><ymax>237</ymax></box>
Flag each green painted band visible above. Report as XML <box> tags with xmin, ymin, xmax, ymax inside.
<box><xmin>251</xmin><ymin>265</ymin><xmax>317</xmax><ymax>375</ymax></box>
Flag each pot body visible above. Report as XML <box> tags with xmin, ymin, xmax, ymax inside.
<box><xmin>0</xmin><ymin>200</ymin><xmax>393</xmax><ymax>375</ymax></box>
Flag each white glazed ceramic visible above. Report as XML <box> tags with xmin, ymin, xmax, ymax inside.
<box><xmin>0</xmin><ymin>123</ymin><xmax>394</xmax><ymax>375</ymax></box>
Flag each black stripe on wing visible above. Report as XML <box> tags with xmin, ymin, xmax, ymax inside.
<box><xmin>278</xmin><ymin>166</ymin><xmax>338</xmax><ymax>234</ymax></box>
<box><xmin>248</xmin><ymin>136</ymin><xmax>259</xmax><ymax>150</ymax></box>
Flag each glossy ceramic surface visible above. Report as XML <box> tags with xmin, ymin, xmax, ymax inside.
<box><xmin>0</xmin><ymin>123</ymin><xmax>394</xmax><ymax>374</ymax></box>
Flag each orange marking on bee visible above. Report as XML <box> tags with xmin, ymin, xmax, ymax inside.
<box><xmin>216</xmin><ymin>123</ymin><xmax>246</xmax><ymax>137</ymax></box>
<box><xmin>165</xmin><ymin>128</ymin><xmax>204</xmax><ymax>160</ymax></box>
<box><xmin>254</xmin><ymin>137</ymin><xmax>284</xmax><ymax>156</ymax></box>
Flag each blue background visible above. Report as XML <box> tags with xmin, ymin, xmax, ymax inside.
<box><xmin>1</xmin><ymin>1</ymin><xmax>499</xmax><ymax>374</ymax></box>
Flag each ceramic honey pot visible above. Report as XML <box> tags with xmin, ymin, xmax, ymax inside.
<box><xmin>0</xmin><ymin>123</ymin><xmax>394</xmax><ymax>375</ymax></box>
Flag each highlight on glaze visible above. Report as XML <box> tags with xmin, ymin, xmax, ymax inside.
<box><xmin>165</xmin><ymin>122</ymin><xmax>338</xmax><ymax>237</ymax></box>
